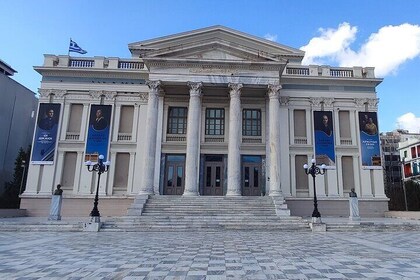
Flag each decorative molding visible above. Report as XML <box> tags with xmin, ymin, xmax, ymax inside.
<box><xmin>146</xmin><ymin>80</ymin><xmax>163</xmax><ymax>97</ymax></box>
<box><xmin>354</xmin><ymin>98</ymin><xmax>368</xmax><ymax>108</ymax></box>
<box><xmin>228</xmin><ymin>83</ymin><xmax>243</xmax><ymax>98</ymax></box>
<box><xmin>267</xmin><ymin>84</ymin><xmax>282</xmax><ymax>99</ymax></box>
<box><xmin>104</xmin><ymin>91</ymin><xmax>117</xmax><ymax>100</ymax></box>
<box><xmin>368</xmin><ymin>98</ymin><xmax>379</xmax><ymax>109</ymax></box>
<box><xmin>187</xmin><ymin>81</ymin><xmax>203</xmax><ymax>97</ymax></box>
<box><xmin>89</xmin><ymin>90</ymin><xmax>104</xmax><ymax>99</ymax></box>
<box><xmin>323</xmin><ymin>98</ymin><xmax>334</xmax><ymax>107</ymax></box>
<box><xmin>310</xmin><ymin>97</ymin><xmax>323</xmax><ymax>107</ymax></box>
<box><xmin>54</xmin><ymin>89</ymin><xmax>67</xmax><ymax>99</ymax></box>
<box><xmin>279</xmin><ymin>96</ymin><xmax>289</xmax><ymax>106</ymax></box>
<box><xmin>38</xmin><ymin>89</ymin><xmax>54</xmax><ymax>98</ymax></box>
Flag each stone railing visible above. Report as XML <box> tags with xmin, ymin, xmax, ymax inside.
<box><xmin>294</xmin><ymin>137</ymin><xmax>307</xmax><ymax>145</ymax></box>
<box><xmin>242</xmin><ymin>136</ymin><xmax>262</xmax><ymax>144</ymax></box>
<box><xmin>43</xmin><ymin>55</ymin><xmax>375</xmax><ymax>78</ymax></box>
<box><xmin>166</xmin><ymin>135</ymin><xmax>186</xmax><ymax>142</ymax></box>
<box><xmin>43</xmin><ymin>55</ymin><xmax>146</xmax><ymax>71</ymax></box>
<box><xmin>117</xmin><ymin>133</ymin><xmax>132</xmax><ymax>141</ymax></box>
<box><xmin>205</xmin><ymin>136</ymin><xmax>224</xmax><ymax>143</ymax></box>
<box><xmin>340</xmin><ymin>138</ymin><xmax>353</xmax><ymax>145</ymax></box>
<box><xmin>283</xmin><ymin>65</ymin><xmax>375</xmax><ymax>78</ymax></box>
<box><xmin>65</xmin><ymin>132</ymin><xmax>80</xmax><ymax>140</ymax></box>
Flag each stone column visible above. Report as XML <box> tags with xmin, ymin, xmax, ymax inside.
<box><xmin>267</xmin><ymin>84</ymin><xmax>283</xmax><ymax>197</ymax></box>
<box><xmin>226</xmin><ymin>83</ymin><xmax>243</xmax><ymax>196</ymax></box>
<box><xmin>139</xmin><ymin>80</ymin><xmax>161</xmax><ymax>195</ymax></box>
<box><xmin>184</xmin><ymin>82</ymin><xmax>203</xmax><ymax>196</ymax></box>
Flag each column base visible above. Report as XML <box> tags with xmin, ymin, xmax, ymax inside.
<box><xmin>269</xmin><ymin>191</ymin><xmax>283</xmax><ymax>197</ymax></box>
<box><xmin>183</xmin><ymin>191</ymin><xmax>199</xmax><ymax>196</ymax></box>
<box><xmin>226</xmin><ymin>191</ymin><xmax>241</xmax><ymax>196</ymax></box>
<box><xmin>138</xmin><ymin>189</ymin><xmax>154</xmax><ymax>195</ymax></box>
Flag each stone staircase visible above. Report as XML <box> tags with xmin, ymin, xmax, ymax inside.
<box><xmin>101</xmin><ymin>195</ymin><xmax>310</xmax><ymax>232</ymax></box>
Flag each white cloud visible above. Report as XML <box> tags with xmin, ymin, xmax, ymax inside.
<box><xmin>301</xmin><ymin>22</ymin><xmax>357</xmax><ymax>65</ymax></box>
<box><xmin>264</xmin><ymin>33</ymin><xmax>278</xmax><ymax>42</ymax></box>
<box><xmin>396</xmin><ymin>113</ymin><xmax>420</xmax><ymax>133</ymax></box>
<box><xmin>301</xmin><ymin>23</ymin><xmax>420</xmax><ymax>77</ymax></box>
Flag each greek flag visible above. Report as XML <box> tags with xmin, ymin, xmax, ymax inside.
<box><xmin>69</xmin><ymin>39</ymin><xmax>87</xmax><ymax>54</ymax></box>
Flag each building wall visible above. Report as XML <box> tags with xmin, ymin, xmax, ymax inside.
<box><xmin>0</xmin><ymin>73</ymin><xmax>37</xmax><ymax>192</ymax></box>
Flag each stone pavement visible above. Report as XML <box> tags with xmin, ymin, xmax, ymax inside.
<box><xmin>1</xmin><ymin>230</ymin><xmax>420</xmax><ymax>279</ymax></box>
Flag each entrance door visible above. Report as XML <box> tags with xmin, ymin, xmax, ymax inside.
<box><xmin>164</xmin><ymin>155</ymin><xmax>185</xmax><ymax>195</ymax></box>
<box><xmin>242</xmin><ymin>162</ymin><xmax>262</xmax><ymax>196</ymax></box>
<box><xmin>204</xmin><ymin>162</ymin><xmax>224</xmax><ymax>196</ymax></box>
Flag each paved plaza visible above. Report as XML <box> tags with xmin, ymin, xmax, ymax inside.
<box><xmin>1</xmin><ymin>230</ymin><xmax>420</xmax><ymax>279</ymax></box>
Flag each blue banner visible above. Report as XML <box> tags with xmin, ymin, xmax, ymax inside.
<box><xmin>314</xmin><ymin>111</ymin><xmax>335</xmax><ymax>166</ymax></box>
<box><xmin>31</xmin><ymin>103</ymin><xmax>61</xmax><ymax>164</ymax></box>
<box><xmin>85</xmin><ymin>105</ymin><xmax>112</xmax><ymax>163</ymax></box>
<box><xmin>359</xmin><ymin>112</ymin><xmax>381</xmax><ymax>167</ymax></box>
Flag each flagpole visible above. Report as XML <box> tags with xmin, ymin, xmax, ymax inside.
<box><xmin>68</xmin><ymin>38</ymin><xmax>71</xmax><ymax>56</ymax></box>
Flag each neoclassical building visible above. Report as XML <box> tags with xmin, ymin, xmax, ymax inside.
<box><xmin>21</xmin><ymin>26</ymin><xmax>388</xmax><ymax>217</ymax></box>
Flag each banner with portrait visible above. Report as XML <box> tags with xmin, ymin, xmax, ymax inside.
<box><xmin>85</xmin><ymin>105</ymin><xmax>112</xmax><ymax>163</ymax></box>
<box><xmin>314</xmin><ymin>111</ymin><xmax>336</xmax><ymax>167</ymax></box>
<box><xmin>31</xmin><ymin>103</ymin><xmax>61</xmax><ymax>164</ymax></box>
<box><xmin>358</xmin><ymin>112</ymin><xmax>381</xmax><ymax>168</ymax></box>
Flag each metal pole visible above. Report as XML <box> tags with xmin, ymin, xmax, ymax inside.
<box><xmin>90</xmin><ymin>171</ymin><xmax>101</xmax><ymax>217</ymax></box>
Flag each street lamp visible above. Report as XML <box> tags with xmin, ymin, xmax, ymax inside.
<box><xmin>85</xmin><ymin>155</ymin><xmax>110</xmax><ymax>222</ymax></box>
<box><xmin>303</xmin><ymin>159</ymin><xmax>326</xmax><ymax>223</ymax></box>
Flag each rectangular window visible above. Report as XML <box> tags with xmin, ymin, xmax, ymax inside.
<box><xmin>411</xmin><ymin>147</ymin><xmax>416</xmax><ymax>158</ymax></box>
<box><xmin>205</xmin><ymin>108</ymin><xmax>225</xmax><ymax>135</ymax></box>
<box><xmin>339</xmin><ymin>111</ymin><xmax>351</xmax><ymax>138</ymax></box>
<box><xmin>119</xmin><ymin>105</ymin><xmax>134</xmax><ymax>133</ymax></box>
<box><xmin>167</xmin><ymin>107</ymin><xmax>188</xmax><ymax>134</ymax></box>
<box><xmin>67</xmin><ymin>104</ymin><xmax>83</xmax><ymax>133</ymax></box>
<box><xmin>242</xmin><ymin>109</ymin><xmax>261</xmax><ymax>136</ymax></box>
<box><xmin>293</xmin><ymin>109</ymin><xmax>306</xmax><ymax>137</ymax></box>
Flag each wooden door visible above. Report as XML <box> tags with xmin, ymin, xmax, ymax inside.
<box><xmin>242</xmin><ymin>162</ymin><xmax>261</xmax><ymax>196</ymax></box>
<box><xmin>203</xmin><ymin>162</ymin><xmax>224</xmax><ymax>196</ymax></box>
<box><xmin>164</xmin><ymin>160</ymin><xmax>185</xmax><ymax>195</ymax></box>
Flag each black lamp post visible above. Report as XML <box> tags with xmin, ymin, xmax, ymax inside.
<box><xmin>304</xmin><ymin>159</ymin><xmax>326</xmax><ymax>223</ymax></box>
<box><xmin>85</xmin><ymin>155</ymin><xmax>110</xmax><ymax>222</ymax></box>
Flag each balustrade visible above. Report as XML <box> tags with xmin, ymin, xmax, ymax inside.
<box><xmin>118</xmin><ymin>61</ymin><xmax>144</xmax><ymax>69</ymax></box>
<box><xmin>69</xmin><ymin>59</ymin><xmax>94</xmax><ymax>68</ymax></box>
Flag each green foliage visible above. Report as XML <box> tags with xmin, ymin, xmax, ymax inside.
<box><xmin>0</xmin><ymin>146</ymin><xmax>30</xmax><ymax>209</ymax></box>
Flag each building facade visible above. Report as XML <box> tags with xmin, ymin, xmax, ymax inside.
<box><xmin>380</xmin><ymin>130</ymin><xmax>420</xmax><ymax>186</ymax></box>
<box><xmin>0</xmin><ymin>59</ymin><xmax>37</xmax><ymax>193</ymax></box>
<box><xmin>21</xmin><ymin>26</ymin><xmax>388</xmax><ymax>217</ymax></box>
<box><xmin>399</xmin><ymin>138</ymin><xmax>420</xmax><ymax>183</ymax></box>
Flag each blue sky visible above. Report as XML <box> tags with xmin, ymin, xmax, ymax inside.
<box><xmin>1</xmin><ymin>0</ymin><xmax>419</xmax><ymax>133</ymax></box>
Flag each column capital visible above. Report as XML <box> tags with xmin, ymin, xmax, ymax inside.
<box><xmin>146</xmin><ymin>80</ymin><xmax>162</xmax><ymax>95</ymax></box>
<box><xmin>187</xmin><ymin>81</ymin><xmax>203</xmax><ymax>97</ymax></box>
<box><xmin>228</xmin><ymin>83</ymin><xmax>243</xmax><ymax>98</ymax></box>
<box><xmin>267</xmin><ymin>84</ymin><xmax>282</xmax><ymax>99</ymax></box>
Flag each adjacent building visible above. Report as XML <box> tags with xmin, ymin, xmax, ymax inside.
<box><xmin>0</xmin><ymin>59</ymin><xmax>38</xmax><ymax>193</ymax></box>
<box><xmin>21</xmin><ymin>26</ymin><xmax>388</xmax><ymax>217</ymax></box>
<box><xmin>380</xmin><ymin>130</ymin><xmax>420</xmax><ymax>186</ymax></box>
<box><xmin>399</xmin><ymin>138</ymin><xmax>420</xmax><ymax>183</ymax></box>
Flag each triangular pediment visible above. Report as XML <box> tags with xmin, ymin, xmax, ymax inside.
<box><xmin>129</xmin><ymin>25</ymin><xmax>304</xmax><ymax>63</ymax></box>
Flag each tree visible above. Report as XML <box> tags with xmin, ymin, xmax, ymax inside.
<box><xmin>0</xmin><ymin>146</ymin><xmax>30</xmax><ymax>209</ymax></box>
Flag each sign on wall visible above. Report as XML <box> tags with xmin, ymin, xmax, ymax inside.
<box><xmin>31</xmin><ymin>103</ymin><xmax>61</xmax><ymax>164</ymax></box>
<box><xmin>358</xmin><ymin>112</ymin><xmax>381</xmax><ymax>167</ymax></box>
<box><xmin>313</xmin><ymin>111</ymin><xmax>336</xmax><ymax>167</ymax></box>
<box><xmin>85</xmin><ymin>105</ymin><xmax>112</xmax><ymax>163</ymax></box>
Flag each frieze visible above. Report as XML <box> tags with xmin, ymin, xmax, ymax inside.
<box><xmin>38</xmin><ymin>89</ymin><xmax>54</xmax><ymax>98</ymax></box>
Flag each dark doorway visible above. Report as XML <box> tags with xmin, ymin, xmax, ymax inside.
<box><xmin>242</xmin><ymin>156</ymin><xmax>262</xmax><ymax>196</ymax></box>
<box><xmin>164</xmin><ymin>155</ymin><xmax>185</xmax><ymax>195</ymax></box>
<box><xmin>203</xmin><ymin>155</ymin><xmax>224</xmax><ymax>196</ymax></box>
